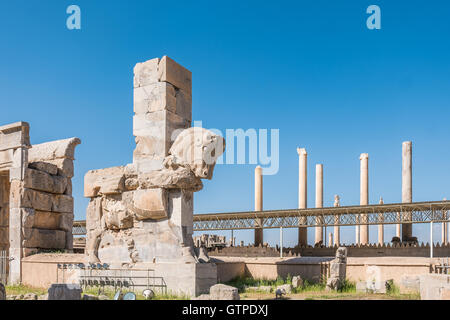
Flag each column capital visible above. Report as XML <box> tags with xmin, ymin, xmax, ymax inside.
<box><xmin>297</xmin><ymin>147</ymin><xmax>307</xmax><ymax>156</ymax></box>
<box><xmin>360</xmin><ymin>153</ymin><xmax>369</xmax><ymax>160</ymax></box>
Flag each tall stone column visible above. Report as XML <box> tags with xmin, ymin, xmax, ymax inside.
<box><xmin>315</xmin><ymin>164</ymin><xmax>323</xmax><ymax>245</ymax></box>
<box><xmin>360</xmin><ymin>153</ymin><xmax>369</xmax><ymax>245</ymax></box>
<box><xmin>254</xmin><ymin>166</ymin><xmax>263</xmax><ymax>246</ymax></box>
<box><xmin>402</xmin><ymin>141</ymin><xmax>413</xmax><ymax>241</ymax></box>
<box><xmin>334</xmin><ymin>195</ymin><xmax>340</xmax><ymax>246</ymax></box>
<box><xmin>297</xmin><ymin>148</ymin><xmax>308</xmax><ymax>246</ymax></box>
<box><xmin>442</xmin><ymin>198</ymin><xmax>448</xmax><ymax>245</ymax></box>
<box><xmin>378</xmin><ymin>197</ymin><xmax>384</xmax><ymax>245</ymax></box>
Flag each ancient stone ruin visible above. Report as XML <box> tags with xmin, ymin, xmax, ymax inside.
<box><xmin>326</xmin><ymin>246</ymin><xmax>347</xmax><ymax>291</ymax></box>
<box><xmin>0</xmin><ymin>122</ymin><xmax>80</xmax><ymax>283</ymax></box>
<box><xmin>84</xmin><ymin>56</ymin><xmax>225</xmax><ymax>296</ymax></box>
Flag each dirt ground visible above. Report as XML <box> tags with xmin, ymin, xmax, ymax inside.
<box><xmin>240</xmin><ymin>291</ymin><xmax>419</xmax><ymax>300</ymax></box>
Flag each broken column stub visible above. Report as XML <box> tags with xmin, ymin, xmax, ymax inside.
<box><xmin>133</xmin><ymin>56</ymin><xmax>192</xmax><ymax>174</ymax></box>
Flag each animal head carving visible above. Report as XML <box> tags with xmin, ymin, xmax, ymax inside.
<box><xmin>164</xmin><ymin>127</ymin><xmax>225</xmax><ymax>179</ymax></box>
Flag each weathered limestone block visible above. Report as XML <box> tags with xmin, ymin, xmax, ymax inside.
<box><xmin>132</xmin><ymin>188</ymin><xmax>168</xmax><ymax>220</ymax></box>
<box><xmin>0</xmin><ymin>122</ymin><xmax>30</xmax><ymax>151</ymax></box>
<box><xmin>84</xmin><ymin>166</ymin><xmax>127</xmax><ymax>197</ymax></box>
<box><xmin>133</xmin><ymin>56</ymin><xmax>192</xmax><ymax>95</ymax></box>
<box><xmin>0</xmin><ymin>207</ymin><xmax>8</xmax><ymax>227</ymax></box>
<box><xmin>22</xmin><ymin>228</ymin><xmax>66</xmax><ymax>249</ymax></box>
<box><xmin>19</xmin><ymin>209</ymin><xmax>71</xmax><ymax>233</ymax></box>
<box><xmin>44</xmin><ymin>158</ymin><xmax>74</xmax><ymax>178</ymax></box>
<box><xmin>51</xmin><ymin>194</ymin><xmax>74</xmax><ymax>213</ymax></box>
<box><xmin>209</xmin><ymin>284</ymin><xmax>240</xmax><ymax>300</ymax></box>
<box><xmin>28</xmin><ymin>161</ymin><xmax>58</xmax><ymax>175</ymax></box>
<box><xmin>138</xmin><ymin>166</ymin><xmax>202</xmax><ymax>191</ymax></box>
<box><xmin>292</xmin><ymin>276</ymin><xmax>303</xmax><ymax>289</ymax></box>
<box><xmin>133</xmin><ymin>58</ymin><xmax>160</xmax><ymax>88</ymax></box>
<box><xmin>330</xmin><ymin>263</ymin><xmax>346</xmax><ymax>279</ymax></box>
<box><xmin>16</xmin><ymin>168</ymin><xmax>68</xmax><ymax>194</ymax></box>
<box><xmin>86</xmin><ymin>197</ymin><xmax>102</xmax><ymax>232</ymax></box>
<box><xmin>174</xmin><ymin>86</ymin><xmax>192</xmax><ymax>121</ymax></box>
<box><xmin>335</xmin><ymin>246</ymin><xmax>348</xmax><ymax>263</ymax></box>
<box><xmin>169</xmin><ymin>189</ymin><xmax>194</xmax><ymax>240</ymax></box>
<box><xmin>21</xmin><ymin>209</ymin><xmax>60</xmax><ymax>230</ymax></box>
<box><xmin>0</xmin><ymin>226</ymin><xmax>8</xmax><ymax>246</ymax></box>
<box><xmin>134</xmin><ymin>82</ymin><xmax>177</xmax><ymax>114</ymax></box>
<box><xmin>133</xmin><ymin>110</ymin><xmax>189</xmax><ymax>149</ymax></box>
<box><xmin>22</xmin><ymin>247</ymin><xmax>40</xmax><ymax>257</ymax></box>
<box><xmin>103</xmin><ymin>197</ymin><xmax>133</xmax><ymax>229</ymax></box>
<box><xmin>10</xmin><ymin>183</ymin><xmax>50</xmax><ymax>211</ymax></box>
<box><xmin>59</xmin><ymin>212</ymin><xmax>74</xmax><ymax>232</ymax></box>
<box><xmin>158</xmin><ymin>56</ymin><xmax>192</xmax><ymax>94</ymax></box>
<box><xmin>65</xmin><ymin>179</ymin><xmax>72</xmax><ymax>196</ymax></box>
<box><xmin>19</xmin><ymin>188</ymin><xmax>73</xmax><ymax>213</ymax></box>
<box><xmin>48</xmin><ymin>284</ymin><xmax>82</xmax><ymax>300</ymax></box>
<box><xmin>28</xmin><ymin>137</ymin><xmax>81</xmax><ymax>162</ymax></box>
<box><xmin>0</xmin><ymin>149</ymin><xmax>13</xmax><ymax>169</ymax></box>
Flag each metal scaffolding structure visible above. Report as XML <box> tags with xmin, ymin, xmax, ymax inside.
<box><xmin>73</xmin><ymin>200</ymin><xmax>450</xmax><ymax>234</ymax></box>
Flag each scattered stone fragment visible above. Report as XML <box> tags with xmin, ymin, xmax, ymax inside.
<box><xmin>276</xmin><ymin>284</ymin><xmax>292</xmax><ymax>294</ymax></box>
<box><xmin>292</xmin><ymin>276</ymin><xmax>303</xmax><ymax>289</ymax></box>
<box><xmin>23</xmin><ymin>293</ymin><xmax>38</xmax><ymax>300</ymax></box>
<box><xmin>48</xmin><ymin>284</ymin><xmax>82</xmax><ymax>300</ymax></box>
<box><xmin>0</xmin><ymin>284</ymin><xmax>6</xmax><ymax>300</ymax></box>
<box><xmin>209</xmin><ymin>284</ymin><xmax>239</xmax><ymax>300</ymax></box>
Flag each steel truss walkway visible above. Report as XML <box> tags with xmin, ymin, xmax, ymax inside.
<box><xmin>73</xmin><ymin>200</ymin><xmax>450</xmax><ymax>235</ymax></box>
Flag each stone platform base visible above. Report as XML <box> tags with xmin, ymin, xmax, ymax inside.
<box><xmin>135</xmin><ymin>261</ymin><xmax>217</xmax><ymax>297</ymax></box>
<box><xmin>21</xmin><ymin>253</ymin><xmax>217</xmax><ymax>297</ymax></box>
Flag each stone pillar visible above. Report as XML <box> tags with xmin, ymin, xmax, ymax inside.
<box><xmin>442</xmin><ymin>198</ymin><xmax>448</xmax><ymax>245</ymax></box>
<box><xmin>402</xmin><ymin>141</ymin><xmax>413</xmax><ymax>241</ymax></box>
<box><xmin>334</xmin><ymin>195</ymin><xmax>340</xmax><ymax>246</ymax></box>
<box><xmin>133</xmin><ymin>56</ymin><xmax>192</xmax><ymax>174</ymax></box>
<box><xmin>0</xmin><ymin>122</ymin><xmax>31</xmax><ymax>284</ymax></box>
<box><xmin>378</xmin><ymin>197</ymin><xmax>384</xmax><ymax>245</ymax></box>
<box><xmin>360</xmin><ymin>153</ymin><xmax>369</xmax><ymax>245</ymax></box>
<box><xmin>328</xmin><ymin>233</ymin><xmax>333</xmax><ymax>248</ymax></box>
<box><xmin>297</xmin><ymin>148</ymin><xmax>308</xmax><ymax>246</ymax></box>
<box><xmin>254</xmin><ymin>166</ymin><xmax>263</xmax><ymax>246</ymax></box>
<box><xmin>315</xmin><ymin>164</ymin><xmax>323</xmax><ymax>245</ymax></box>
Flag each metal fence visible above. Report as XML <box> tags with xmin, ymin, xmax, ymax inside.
<box><xmin>0</xmin><ymin>250</ymin><xmax>7</xmax><ymax>284</ymax></box>
<box><xmin>435</xmin><ymin>258</ymin><xmax>450</xmax><ymax>274</ymax></box>
<box><xmin>57</xmin><ymin>264</ymin><xmax>167</xmax><ymax>295</ymax></box>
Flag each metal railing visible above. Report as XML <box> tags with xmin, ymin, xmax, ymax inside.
<box><xmin>73</xmin><ymin>200</ymin><xmax>450</xmax><ymax>233</ymax></box>
<box><xmin>435</xmin><ymin>258</ymin><xmax>450</xmax><ymax>274</ymax></box>
<box><xmin>57</xmin><ymin>264</ymin><xmax>167</xmax><ymax>294</ymax></box>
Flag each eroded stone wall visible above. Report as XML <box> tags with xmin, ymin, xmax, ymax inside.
<box><xmin>0</xmin><ymin>174</ymin><xmax>10</xmax><ymax>250</ymax></box>
<box><xmin>0</xmin><ymin>121</ymin><xmax>81</xmax><ymax>283</ymax></box>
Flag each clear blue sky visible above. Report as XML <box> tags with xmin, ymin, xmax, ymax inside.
<box><xmin>1</xmin><ymin>1</ymin><xmax>450</xmax><ymax>247</ymax></box>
